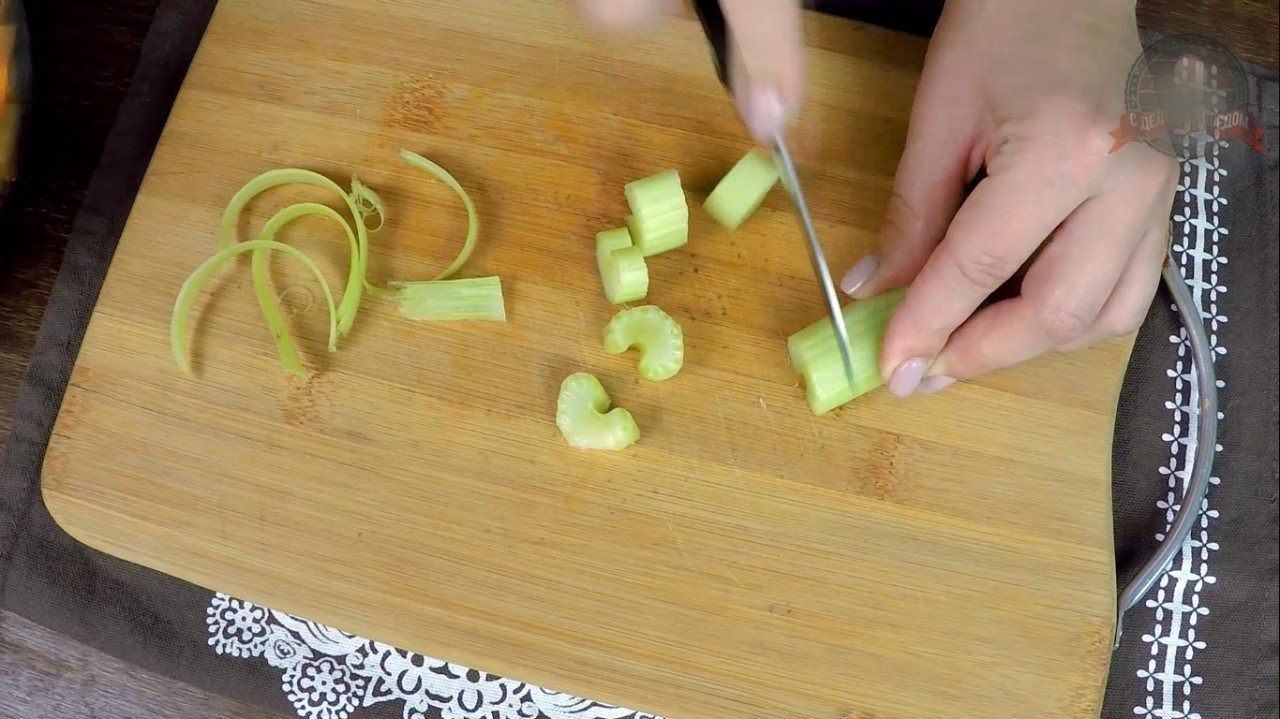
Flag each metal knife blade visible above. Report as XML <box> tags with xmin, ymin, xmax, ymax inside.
<box><xmin>689</xmin><ymin>0</ymin><xmax>856</xmax><ymax>388</ymax></box>
<box><xmin>769</xmin><ymin>136</ymin><xmax>856</xmax><ymax>388</ymax></box>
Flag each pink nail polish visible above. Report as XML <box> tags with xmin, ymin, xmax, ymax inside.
<box><xmin>916</xmin><ymin>375</ymin><xmax>956</xmax><ymax>395</ymax></box>
<box><xmin>888</xmin><ymin>358</ymin><xmax>928</xmax><ymax>397</ymax></box>
<box><xmin>840</xmin><ymin>255</ymin><xmax>879</xmax><ymax>296</ymax></box>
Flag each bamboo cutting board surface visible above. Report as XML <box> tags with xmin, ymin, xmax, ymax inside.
<box><xmin>42</xmin><ymin>1</ymin><xmax>1131</xmax><ymax>717</ymax></box>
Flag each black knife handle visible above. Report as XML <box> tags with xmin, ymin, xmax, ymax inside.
<box><xmin>690</xmin><ymin>0</ymin><xmax>731</xmax><ymax>88</ymax></box>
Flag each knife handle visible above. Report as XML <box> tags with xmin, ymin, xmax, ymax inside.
<box><xmin>690</xmin><ymin>0</ymin><xmax>731</xmax><ymax>89</ymax></box>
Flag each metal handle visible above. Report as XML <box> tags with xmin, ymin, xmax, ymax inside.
<box><xmin>1114</xmin><ymin>236</ymin><xmax>1219</xmax><ymax>647</ymax></box>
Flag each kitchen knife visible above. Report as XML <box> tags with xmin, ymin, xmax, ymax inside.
<box><xmin>689</xmin><ymin>0</ymin><xmax>856</xmax><ymax>388</ymax></box>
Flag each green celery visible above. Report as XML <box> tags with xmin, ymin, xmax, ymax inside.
<box><xmin>602</xmin><ymin>305</ymin><xmax>684</xmax><ymax>381</ymax></box>
<box><xmin>556</xmin><ymin>372</ymin><xmax>640</xmax><ymax>450</ymax></box>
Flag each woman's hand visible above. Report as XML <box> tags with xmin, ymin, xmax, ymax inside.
<box><xmin>572</xmin><ymin>0</ymin><xmax>807</xmax><ymax>141</ymax></box>
<box><xmin>842</xmin><ymin>0</ymin><xmax>1179</xmax><ymax>397</ymax></box>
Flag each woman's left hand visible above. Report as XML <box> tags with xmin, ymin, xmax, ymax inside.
<box><xmin>842</xmin><ymin>0</ymin><xmax>1180</xmax><ymax>397</ymax></box>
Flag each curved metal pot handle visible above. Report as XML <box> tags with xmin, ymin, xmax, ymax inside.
<box><xmin>1114</xmin><ymin>232</ymin><xmax>1219</xmax><ymax>648</ymax></box>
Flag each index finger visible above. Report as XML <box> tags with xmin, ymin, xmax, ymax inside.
<box><xmin>879</xmin><ymin>168</ymin><xmax>1086</xmax><ymax>380</ymax></box>
<box><xmin>719</xmin><ymin>0</ymin><xmax>805</xmax><ymax>141</ymax></box>
<box><xmin>573</xmin><ymin>0</ymin><xmax>680</xmax><ymax>30</ymax></box>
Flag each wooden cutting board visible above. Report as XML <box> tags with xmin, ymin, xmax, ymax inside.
<box><xmin>42</xmin><ymin>1</ymin><xmax>1131</xmax><ymax>717</ymax></box>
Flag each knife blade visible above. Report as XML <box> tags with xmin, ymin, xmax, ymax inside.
<box><xmin>689</xmin><ymin>0</ymin><xmax>857</xmax><ymax>387</ymax></box>
<box><xmin>769</xmin><ymin>135</ymin><xmax>856</xmax><ymax>387</ymax></box>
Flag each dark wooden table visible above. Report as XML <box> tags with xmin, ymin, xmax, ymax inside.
<box><xmin>1</xmin><ymin>0</ymin><xmax>1277</xmax><ymax>439</ymax></box>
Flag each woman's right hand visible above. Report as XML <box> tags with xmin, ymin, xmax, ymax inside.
<box><xmin>572</xmin><ymin>0</ymin><xmax>807</xmax><ymax>143</ymax></box>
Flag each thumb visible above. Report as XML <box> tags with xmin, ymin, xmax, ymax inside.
<box><xmin>841</xmin><ymin>59</ymin><xmax>978</xmax><ymax>300</ymax></box>
<box><xmin>720</xmin><ymin>0</ymin><xmax>806</xmax><ymax>142</ymax></box>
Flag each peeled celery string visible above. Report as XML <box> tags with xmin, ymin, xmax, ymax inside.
<box><xmin>216</xmin><ymin>168</ymin><xmax>370</xmax><ymax>336</ymax></box>
<box><xmin>397</xmin><ymin>149</ymin><xmax>478</xmax><ymax>282</ymax></box>
<box><xmin>181</xmin><ymin>153</ymin><xmax>490</xmax><ymax>376</ymax></box>
<box><xmin>250</xmin><ymin>203</ymin><xmax>361</xmax><ymax>371</ymax></box>
<box><xmin>172</xmin><ymin>240</ymin><xmax>338</xmax><ymax>377</ymax></box>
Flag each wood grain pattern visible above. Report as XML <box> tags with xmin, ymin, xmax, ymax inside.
<box><xmin>41</xmin><ymin>1</ymin><xmax>1131</xmax><ymax>717</ymax></box>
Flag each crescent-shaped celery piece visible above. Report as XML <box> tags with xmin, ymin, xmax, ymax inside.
<box><xmin>387</xmin><ymin>276</ymin><xmax>506</xmax><ymax>321</ymax></box>
<box><xmin>623</xmin><ymin>169</ymin><xmax>688</xmax><ymax>256</ymax></box>
<box><xmin>172</xmin><ymin>240</ymin><xmax>338</xmax><ymax>378</ymax></box>
<box><xmin>602</xmin><ymin>305</ymin><xmax>684</xmax><ymax>381</ymax></box>
<box><xmin>787</xmin><ymin>288</ymin><xmax>906</xmax><ymax>414</ymax></box>
<box><xmin>216</xmin><ymin>168</ymin><xmax>370</xmax><ymax>335</ymax></box>
<box><xmin>702</xmin><ymin>150</ymin><xmax>780</xmax><ymax>231</ymax></box>
<box><xmin>555</xmin><ymin>372</ymin><xmax>640</xmax><ymax>450</ymax></box>
<box><xmin>595</xmin><ymin>227</ymin><xmax>648</xmax><ymax>304</ymax></box>
<box><xmin>398</xmin><ymin>149</ymin><xmax>478</xmax><ymax>282</ymax></box>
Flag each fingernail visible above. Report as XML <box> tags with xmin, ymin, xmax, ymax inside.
<box><xmin>888</xmin><ymin>358</ymin><xmax>928</xmax><ymax>397</ymax></box>
<box><xmin>916</xmin><ymin>375</ymin><xmax>956</xmax><ymax>395</ymax></box>
<box><xmin>742</xmin><ymin>85</ymin><xmax>785</xmax><ymax>142</ymax></box>
<box><xmin>840</xmin><ymin>255</ymin><xmax>880</xmax><ymax>296</ymax></box>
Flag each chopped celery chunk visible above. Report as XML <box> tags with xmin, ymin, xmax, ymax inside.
<box><xmin>388</xmin><ymin>276</ymin><xmax>506</xmax><ymax>321</ymax></box>
<box><xmin>556</xmin><ymin>372</ymin><xmax>640</xmax><ymax>450</ymax></box>
<box><xmin>602</xmin><ymin>305</ymin><xmax>684</xmax><ymax>381</ymax></box>
<box><xmin>623</xmin><ymin>169</ymin><xmax>689</xmax><ymax>256</ymax></box>
<box><xmin>787</xmin><ymin>288</ymin><xmax>906</xmax><ymax>414</ymax></box>
<box><xmin>623</xmin><ymin>169</ymin><xmax>685</xmax><ymax>216</ymax></box>
<box><xmin>595</xmin><ymin>226</ymin><xmax>634</xmax><ymax>262</ymax></box>
<box><xmin>596</xmin><ymin>228</ymin><xmax>649</xmax><ymax>305</ymax></box>
<box><xmin>702</xmin><ymin>150</ymin><xmax>780</xmax><ymax>231</ymax></box>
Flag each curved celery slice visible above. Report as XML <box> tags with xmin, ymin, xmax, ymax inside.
<box><xmin>254</xmin><ymin>203</ymin><xmax>361</xmax><ymax>351</ymax></box>
<box><xmin>623</xmin><ymin>169</ymin><xmax>688</xmax><ymax>256</ymax></box>
<box><xmin>388</xmin><ymin>276</ymin><xmax>506</xmax><ymax>321</ymax></box>
<box><xmin>603</xmin><ymin>305</ymin><xmax>684</xmax><ymax>381</ymax></box>
<box><xmin>787</xmin><ymin>288</ymin><xmax>906</xmax><ymax>414</ymax></box>
<box><xmin>398</xmin><ymin>149</ymin><xmax>478</xmax><ymax>282</ymax></box>
<box><xmin>172</xmin><ymin>240</ymin><xmax>338</xmax><ymax>377</ymax></box>
<box><xmin>216</xmin><ymin>168</ymin><xmax>370</xmax><ymax>335</ymax></box>
<box><xmin>556</xmin><ymin>372</ymin><xmax>640</xmax><ymax>450</ymax></box>
<box><xmin>217</xmin><ymin>168</ymin><xmax>363</xmax><ymax>251</ymax></box>
<box><xmin>703</xmin><ymin>150</ymin><xmax>780</xmax><ymax>231</ymax></box>
<box><xmin>595</xmin><ymin>227</ymin><xmax>648</xmax><ymax>304</ymax></box>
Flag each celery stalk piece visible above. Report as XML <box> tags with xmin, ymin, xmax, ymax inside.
<box><xmin>595</xmin><ymin>227</ymin><xmax>649</xmax><ymax>304</ymax></box>
<box><xmin>595</xmin><ymin>226</ymin><xmax>634</xmax><ymax>262</ymax></box>
<box><xmin>623</xmin><ymin>169</ymin><xmax>689</xmax><ymax>256</ymax></box>
<box><xmin>172</xmin><ymin>240</ymin><xmax>338</xmax><ymax>378</ymax></box>
<box><xmin>702</xmin><ymin>150</ymin><xmax>780</xmax><ymax>231</ymax></box>
<box><xmin>387</xmin><ymin>276</ymin><xmax>506</xmax><ymax>321</ymax></box>
<box><xmin>555</xmin><ymin>372</ymin><xmax>640</xmax><ymax>450</ymax></box>
<box><xmin>398</xmin><ymin>149</ymin><xmax>479</xmax><ymax>282</ymax></box>
<box><xmin>600</xmin><ymin>247</ymin><xmax>649</xmax><ymax>304</ymax></box>
<box><xmin>602</xmin><ymin>305</ymin><xmax>684</xmax><ymax>381</ymax></box>
<box><xmin>786</xmin><ymin>288</ymin><xmax>906</xmax><ymax>414</ymax></box>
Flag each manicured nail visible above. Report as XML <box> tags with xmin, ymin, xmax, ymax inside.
<box><xmin>916</xmin><ymin>375</ymin><xmax>956</xmax><ymax>395</ymax></box>
<box><xmin>742</xmin><ymin>85</ymin><xmax>785</xmax><ymax>142</ymax></box>
<box><xmin>888</xmin><ymin>358</ymin><xmax>928</xmax><ymax>397</ymax></box>
<box><xmin>841</xmin><ymin>255</ymin><xmax>879</xmax><ymax>296</ymax></box>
